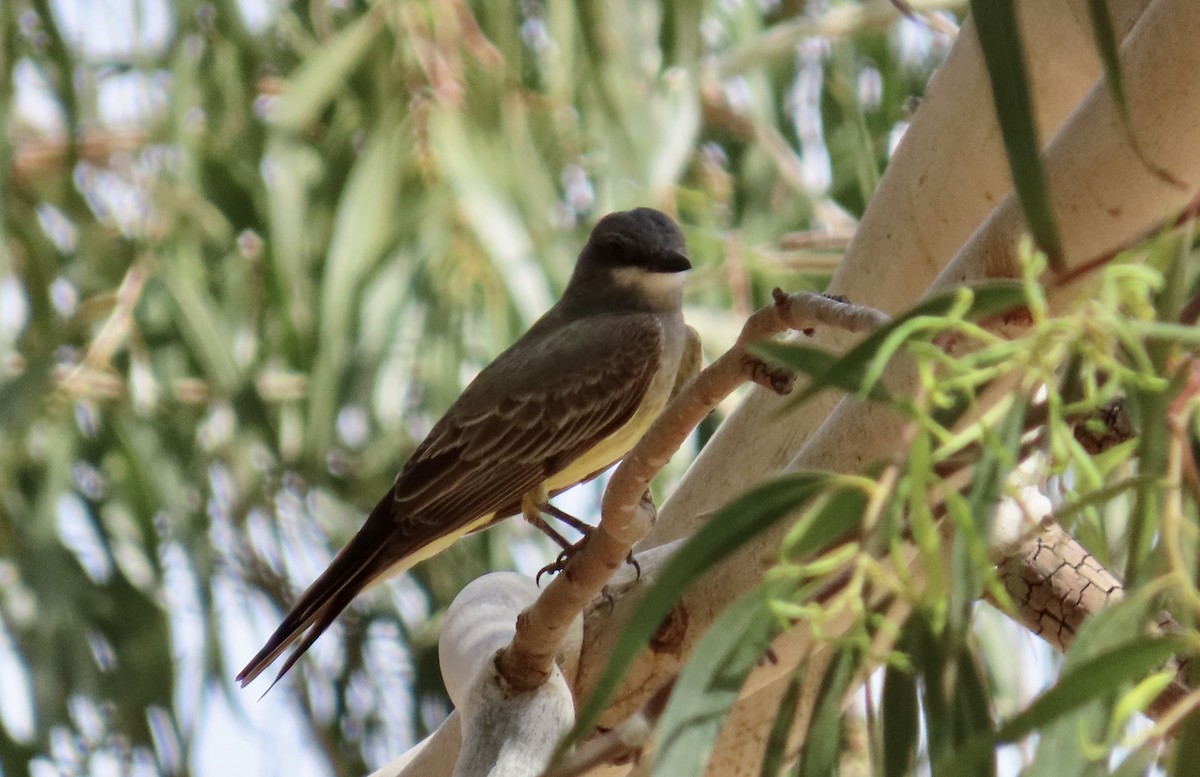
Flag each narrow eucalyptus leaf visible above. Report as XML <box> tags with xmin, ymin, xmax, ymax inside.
<box><xmin>1023</xmin><ymin>592</ymin><xmax>1163</xmax><ymax>776</ymax></box>
<box><xmin>760</xmin><ymin>673</ymin><xmax>804</xmax><ymax>777</ymax></box>
<box><xmin>968</xmin><ymin>0</ymin><xmax>1065</xmax><ymax>271</ymax></box>
<box><xmin>1002</xmin><ymin>637</ymin><xmax>1188</xmax><ymax>739</ymax></box>
<box><xmin>654</xmin><ymin>588</ymin><xmax>778</xmax><ymax>777</ymax></box>
<box><xmin>942</xmin><ymin>635</ymin><xmax>1189</xmax><ymax>773</ymax></box>
<box><xmin>950</xmin><ymin>644</ymin><xmax>995</xmax><ymax>777</ymax></box>
<box><xmin>745</xmin><ymin>282</ymin><xmax>1031</xmax><ymax>421</ymax></box>
<box><xmin>159</xmin><ymin>268</ymin><xmax>241</xmax><ymax>394</ymax></box>
<box><xmin>881</xmin><ymin>662</ymin><xmax>918</xmax><ymax>777</ymax></box>
<box><xmin>796</xmin><ymin>649</ymin><xmax>857</xmax><ymax>777</ymax></box>
<box><xmin>269</xmin><ymin>11</ymin><xmax>384</xmax><ymax>132</ymax></box>
<box><xmin>563</xmin><ymin>472</ymin><xmax>830</xmax><ymax>755</ymax></box>
<box><xmin>1170</xmin><ymin>699</ymin><xmax>1200</xmax><ymax>776</ymax></box>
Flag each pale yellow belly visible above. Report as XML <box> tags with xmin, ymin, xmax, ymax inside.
<box><xmin>370</xmin><ymin>364</ymin><xmax>674</xmax><ymax>586</ymax></box>
<box><xmin>542</xmin><ymin>388</ymin><xmax>667</xmax><ymax>493</ymax></box>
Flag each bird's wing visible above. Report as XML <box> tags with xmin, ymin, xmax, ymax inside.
<box><xmin>237</xmin><ymin>312</ymin><xmax>665</xmax><ymax>687</ymax></box>
<box><xmin>389</xmin><ymin>311</ymin><xmax>666</xmax><ymax>530</ymax></box>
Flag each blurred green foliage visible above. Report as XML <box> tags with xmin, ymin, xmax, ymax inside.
<box><xmin>0</xmin><ymin>0</ymin><xmax>965</xmax><ymax>774</ymax></box>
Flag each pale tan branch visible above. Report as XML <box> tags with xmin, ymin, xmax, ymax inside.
<box><xmin>495</xmin><ymin>291</ymin><xmax>890</xmax><ymax>692</ymax></box>
<box><xmin>540</xmin><ymin>681</ymin><xmax>673</xmax><ymax>777</ymax></box>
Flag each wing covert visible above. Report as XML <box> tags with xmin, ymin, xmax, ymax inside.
<box><xmin>383</xmin><ymin>311</ymin><xmax>666</xmax><ymax>549</ymax></box>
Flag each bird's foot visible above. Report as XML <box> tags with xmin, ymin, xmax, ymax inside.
<box><xmin>534</xmin><ymin>537</ymin><xmax>641</xmax><ymax>585</ymax></box>
<box><xmin>536</xmin><ymin>536</ymin><xmax>588</xmax><ymax>584</ymax></box>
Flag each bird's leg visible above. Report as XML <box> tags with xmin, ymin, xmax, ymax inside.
<box><xmin>522</xmin><ymin>488</ymin><xmax>601</xmax><ymax>583</ymax></box>
<box><xmin>520</xmin><ymin>491</ymin><xmax>578</xmax><ymax>552</ymax></box>
<box><xmin>542</xmin><ymin>503</ymin><xmax>595</xmax><ymax>535</ymax></box>
<box><xmin>523</xmin><ymin>489</ymin><xmax>647</xmax><ymax>584</ymax></box>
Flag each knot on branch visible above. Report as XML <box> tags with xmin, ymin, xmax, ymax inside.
<box><xmin>745</xmin><ymin>356</ymin><xmax>796</xmax><ymax>394</ymax></box>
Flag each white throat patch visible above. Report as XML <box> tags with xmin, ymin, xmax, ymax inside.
<box><xmin>611</xmin><ymin>266</ymin><xmax>687</xmax><ymax>292</ymax></box>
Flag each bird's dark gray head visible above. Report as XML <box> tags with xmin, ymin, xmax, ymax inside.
<box><xmin>564</xmin><ymin>208</ymin><xmax>690</xmax><ymax>314</ymax></box>
<box><xmin>582</xmin><ymin>207</ymin><xmax>691</xmax><ymax>274</ymax></box>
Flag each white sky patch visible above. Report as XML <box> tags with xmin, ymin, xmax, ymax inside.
<box><xmin>192</xmin><ymin>680</ymin><xmax>332</xmax><ymax>777</ymax></box>
<box><xmin>56</xmin><ymin>492</ymin><xmax>114</xmax><ymax>583</ymax></box>
<box><xmin>49</xmin><ymin>0</ymin><xmax>171</xmax><ymax>58</ymax></box>
<box><xmin>790</xmin><ymin>38</ymin><xmax>832</xmax><ymax>193</ymax></box>
<box><xmin>237</xmin><ymin>0</ymin><xmax>279</xmax><ymax>35</ymax></box>
<box><xmin>0</xmin><ymin>621</ymin><xmax>36</xmax><ymax>742</ymax></box>
<box><xmin>857</xmin><ymin>65</ymin><xmax>883</xmax><ymax>111</ymax></box>
<box><xmin>12</xmin><ymin>60</ymin><xmax>65</xmax><ymax>132</ymax></box>
<box><xmin>895</xmin><ymin>16</ymin><xmax>936</xmax><ymax>71</ymax></box>
<box><xmin>336</xmin><ymin>405</ymin><xmax>371</xmax><ymax>449</ymax></box>
<box><xmin>207</xmin><ymin>568</ymin><xmax>339</xmax><ymax>775</ymax></box>
<box><xmin>49</xmin><ymin>277</ymin><xmax>80</xmax><ymax>316</ymax></box>
<box><xmin>888</xmin><ymin>120</ymin><xmax>910</xmax><ymax>158</ymax></box>
<box><xmin>0</xmin><ymin>276</ymin><xmax>30</xmax><ymax>345</ymax></box>
<box><xmin>387</xmin><ymin>574</ymin><xmax>431</xmax><ymax>630</ymax></box>
<box><xmin>354</xmin><ymin>620</ymin><xmax>417</xmax><ymax>765</ymax></box>
<box><xmin>36</xmin><ymin>203</ymin><xmax>78</xmax><ymax>254</ymax></box>
<box><xmin>281</xmin><ymin>488</ymin><xmax>337</xmax><ymax>588</ymax></box>
<box><xmin>161</xmin><ymin>541</ymin><xmax>206</xmax><ymax>732</ymax></box>
<box><xmin>13</xmin><ymin>0</ymin><xmax>280</xmax><ymax>134</ymax></box>
<box><xmin>97</xmin><ymin>70</ymin><xmax>170</xmax><ymax>126</ymax></box>
<box><xmin>30</xmin><ymin>758</ymin><xmax>60</xmax><ymax>777</ymax></box>
<box><xmin>73</xmin><ymin>162</ymin><xmax>154</xmax><ymax>237</ymax></box>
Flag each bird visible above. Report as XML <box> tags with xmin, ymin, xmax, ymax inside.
<box><xmin>237</xmin><ymin>207</ymin><xmax>693</xmax><ymax>688</ymax></box>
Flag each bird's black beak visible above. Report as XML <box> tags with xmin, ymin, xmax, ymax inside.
<box><xmin>656</xmin><ymin>249</ymin><xmax>692</xmax><ymax>273</ymax></box>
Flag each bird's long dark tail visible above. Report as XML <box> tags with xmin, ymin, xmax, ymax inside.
<box><xmin>236</xmin><ymin>521</ymin><xmax>391</xmax><ymax>692</ymax></box>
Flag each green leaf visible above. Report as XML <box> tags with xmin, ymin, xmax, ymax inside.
<box><xmin>1124</xmin><ymin>361</ymin><xmax>1177</xmax><ymax>585</ymax></box>
<box><xmin>881</xmin><ymin>661</ymin><xmax>918</xmax><ymax>777</ymax></box>
<box><xmin>948</xmin><ymin>398</ymin><xmax>1026</xmax><ymax>640</ymax></box>
<box><xmin>653</xmin><ymin>588</ymin><xmax>778</xmax><ymax>777</ymax></box>
<box><xmin>759</xmin><ymin>281</ymin><xmax>1027</xmax><ymax>407</ymax></box>
<box><xmin>1024</xmin><ymin>590</ymin><xmax>1166</xmax><ymax>777</ymax></box>
<box><xmin>1084</xmin><ymin>0</ymin><xmax>1184</xmax><ymax>190</ymax></box>
<box><xmin>751</xmin><ymin>341</ymin><xmax>893</xmax><ymax>403</ymax></box>
<box><xmin>906</xmin><ymin>615</ymin><xmax>951</xmax><ymax>759</ymax></box>
<box><xmin>1085</xmin><ymin>0</ymin><xmax>1125</xmax><ymax>122</ymax></box>
<box><xmin>759</xmin><ymin>673</ymin><xmax>804</xmax><ymax>777</ymax></box>
<box><xmin>0</xmin><ymin>352</ymin><xmax>54</xmax><ymax>435</ymax></box>
<box><xmin>159</xmin><ymin>258</ymin><xmax>242</xmax><ymax>394</ymax></box>
<box><xmin>948</xmin><ymin>644</ymin><xmax>995</xmax><ymax>777</ymax></box>
<box><xmin>997</xmin><ymin>636</ymin><xmax>1187</xmax><ymax>743</ymax></box>
<box><xmin>1171</xmin><ymin>692</ymin><xmax>1200</xmax><ymax>775</ymax></box>
<box><xmin>1110</xmin><ymin>747</ymin><xmax>1159</xmax><ymax>777</ymax></box>
<box><xmin>969</xmin><ymin>0</ymin><xmax>1065</xmax><ymax>272</ymax></box>
<box><xmin>795</xmin><ymin>648</ymin><xmax>858</xmax><ymax>777</ymax></box>
<box><xmin>780</xmin><ymin>485</ymin><xmax>869</xmax><ymax>564</ymax></box>
<box><xmin>943</xmin><ymin>632</ymin><xmax>1190</xmax><ymax>773</ymax></box>
<box><xmin>561</xmin><ymin>472</ymin><xmax>833</xmax><ymax>756</ymax></box>
<box><xmin>268</xmin><ymin>10</ymin><xmax>385</xmax><ymax>132</ymax></box>
<box><xmin>308</xmin><ymin>110</ymin><xmax>409</xmax><ymax>457</ymax></box>
<box><xmin>1053</xmin><ymin>475</ymin><xmax>1156</xmax><ymax>525</ymax></box>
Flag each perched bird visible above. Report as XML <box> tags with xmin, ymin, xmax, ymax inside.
<box><xmin>238</xmin><ymin>207</ymin><xmax>693</xmax><ymax>688</ymax></box>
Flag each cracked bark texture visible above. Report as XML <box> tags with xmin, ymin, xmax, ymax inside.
<box><xmin>997</xmin><ymin>522</ymin><xmax>1123</xmax><ymax>651</ymax></box>
<box><xmin>996</xmin><ymin>522</ymin><xmax>1192</xmax><ymax>721</ymax></box>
